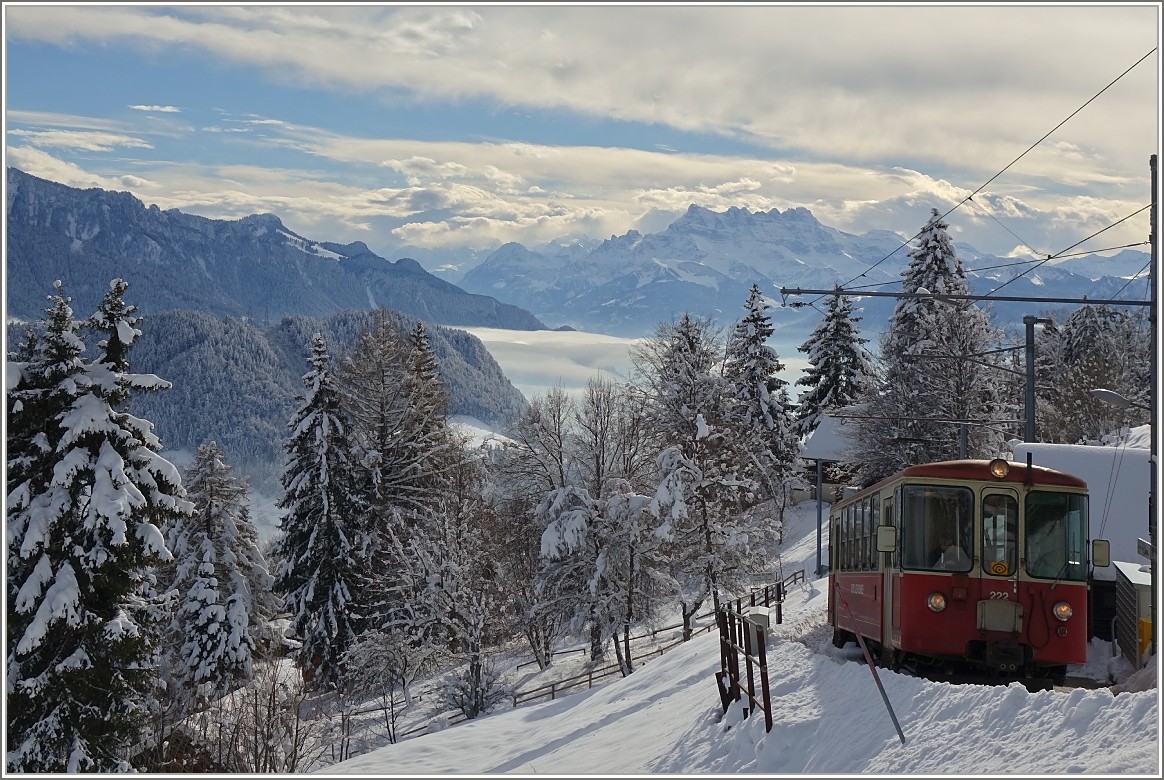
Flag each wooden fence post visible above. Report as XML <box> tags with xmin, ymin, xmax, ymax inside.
<box><xmin>758</xmin><ymin>626</ymin><xmax>772</xmax><ymax>733</ymax></box>
<box><xmin>743</xmin><ymin>612</ymin><xmax>756</xmax><ymax>719</ymax></box>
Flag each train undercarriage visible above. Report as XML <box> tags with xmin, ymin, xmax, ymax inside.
<box><xmin>831</xmin><ymin>628</ymin><xmax>1067</xmax><ymax>692</ymax></box>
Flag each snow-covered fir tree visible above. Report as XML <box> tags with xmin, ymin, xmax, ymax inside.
<box><xmin>1038</xmin><ymin>305</ymin><xmax>1150</xmax><ymax>443</ymax></box>
<box><xmin>336</xmin><ymin>314</ymin><xmax>463</xmax><ymax>635</ymax></box>
<box><xmin>632</xmin><ymin>313</ymin><xmax>766</xmax><ymax>639</ymax></box>
<box><xmin>853</xmin><ymin>209</ymin><xmax>1004</xmax><ymax>484</ymax></box>
<box><xmin>165</xmin><ymin>441</ymin><xmax>280</xmax><ymax>709</ymax></box>
<box><xmin>7</xmin><ymin>279</ymin><xmax>189</xmax><ymax>772</ymax></box>
<box><xmin>337</xmin><ymin>312</ymin><xmax>458</xmax><ymax>520</ymax></box>
<box><xmin>723</xmin><ymin>284</ymin><xmax>801</xmax><ymax>503</ymax></box>
<box><xmin>272</xmin><ymin>334</ymin><xmax>370</xmax><ymax>689</ymax></box>
<box><xmin>792</xmin><ymin>286</ymin><xmax>873</xmax><ymax>438</ymax></box>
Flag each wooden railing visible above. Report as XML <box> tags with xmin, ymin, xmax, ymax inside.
<box><xmin>394</xmin><ymin>575</ymin><xmax>795</xmax><ymax>740</ymax></box>
<box><xmin>715</xmin><ymin>603</ymin><xmax>773</xmax><ymax>733</ymax></box>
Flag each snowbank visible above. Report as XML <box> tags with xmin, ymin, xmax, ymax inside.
<box><xmin>326</xmin><ymin>501</ymin><xmax>1157</xmax><ymax>775</ymax></box>
<box><xmin>327</xmin><ymin>601</ymin><xmax>1158</xmax><ymax>774</ymax></box>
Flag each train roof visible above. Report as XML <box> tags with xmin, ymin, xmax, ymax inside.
<box><xmin>835</xmin><ymin>459</ymin><xmax>1088</xmax><ymax>509</ymax></box>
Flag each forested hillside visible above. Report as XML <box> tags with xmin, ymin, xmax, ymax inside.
<box><xmin>127</xmin><ymin>308</ymin><xmax>528</xmax><ymax>490</ymax></box>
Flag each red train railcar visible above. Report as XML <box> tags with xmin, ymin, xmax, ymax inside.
<box><xmin>828</xmin><ymin>458</ymin><xmax>1110</xmax><ymax>684</ymax></box>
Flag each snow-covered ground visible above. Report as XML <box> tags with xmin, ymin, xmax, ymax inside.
<box><xmin>324</xmin><ymin>500</ymin><xmax>1161</xmax><ymax>775</ymax></box>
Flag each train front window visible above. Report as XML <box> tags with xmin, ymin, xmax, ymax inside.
<box><xmin>1025</xmin><ymin>492</ymin><xmax>1087</xmax><ymax>581</ymax></box>
<box><xmin>900</xmin><ymin>485</ymin><xmax>974</xmax><ymax>572</ymax></box>
<box><xmin>981</xmin><ymin>493</ymin><xmax>1017</xmax><ymax>577</ymax></box>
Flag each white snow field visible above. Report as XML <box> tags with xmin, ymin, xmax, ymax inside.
<box><xmin>326</xmin><ymin>499</ymin><xmax>1160</xmax><ymax>776</ymax></box>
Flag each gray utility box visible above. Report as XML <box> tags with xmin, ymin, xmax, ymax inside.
<box><xmin>1113</xmin><ymin>560</ymin><xmax>1152</xmax><ymax>670</ymax></box>
<box><xmin>743</xmin><ymin>606</ymin><xmax>770</xmax><ymax>650</ymax></box>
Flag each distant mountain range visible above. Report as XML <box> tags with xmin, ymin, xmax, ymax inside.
<box><xmin>5</xmin><ymin>168</ymin><xmax>1151</xmax><ymax>511</ymax></box>
<box><xmin>5</xmin><ymin>167</ymin><xmax>546</xmax><ymax>330</ymax></box>
<box><xmin>445</xmin><ymin>204</ymin><xmax>1150</xmax><ymax>342</ymax></box>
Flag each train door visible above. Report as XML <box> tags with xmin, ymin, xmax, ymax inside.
<box><xmin>979</xmin><ymin>489</ymin><xmax>1021</xmax><ymax>617</ymax></box>
<box><xmin>881</xmin><ymin>492</ymin><xmax>896</xmax><ymax>651</ymax></box>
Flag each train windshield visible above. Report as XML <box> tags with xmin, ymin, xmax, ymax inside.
<box><xmin>900</xmin><ymin>485</ymin><xmax>974</xmax><ymax>572</ymax></box>
<box><xmin>1025</xmin><ymin>491</ymin><xmax>1088</xmax><ymax>581</ymax></box>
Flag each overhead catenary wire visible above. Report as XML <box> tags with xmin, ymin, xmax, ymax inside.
<box><xmin>813</xmin><ymin>242</ymin><xmax>1151</xmax><ymax>298</ymax></box>
<box><xmin>1098</xmin><ymin>435</ymin><xmax>1131</xmax><ymax>539</ymax></box>
<box><xmin>986</xmin><ymin>204</ymin><xmax>1152</xmax><ymax>296</ymax></box>
<box><xmin>808</xmin><ymin>46</ymin><xmax>1157</xmax><ymax>308</ymax></box>
<box><xmin>965</xmin><ymin>194</ymin><xmax>1044</xmax><ymax>260</ymax></box>
<box><xmin>1109</xmin><ymin>259</ymin><xmax>1153</xmax><ymax>300</ymax></box>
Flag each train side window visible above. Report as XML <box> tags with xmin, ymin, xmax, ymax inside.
<box><xmin>900</xmin><ymin>485</ymin><xmax>974</xmax><ymax>572</ymax></box>
<box><xmin>842</xmin><ymin>507</ymin><xmax>852</xmax><ymax>575</ymax></box>
<box><xmin>830</xmin><ymin>514</ymin><xmax>838</xmax><ymax>571</ymax></box>
<box><xmin>882</xmin><ymin>496</ymin><xmax>894</xmax><ymax>569</ymax></box>
<box><xmin>845</xmin><ymin>505</ymin><xmax>854</xmax><ymax>571</ymax></box>
<box><xmin>856</xmin><ymin>500</ymin><xmax>865</xmax><ymax>570</ymax></box>
<box><xmin>870</xmin><ymin>498</ymin><xmax>881</xmax><ymax>570</ymax></box>
<box><xmin>862</xmin><ymin>499</ymin><xmax>872</xmax><ymax>570</ymax></box>
<box><xmin>853</xmin><ymin>502</ymin><xmax>860</xmax><ymax>571</ymax></box>
<box><xmin>865</xmin><ymin>498</ymin><xmax>874</xmax><ymax>570</ymax></box>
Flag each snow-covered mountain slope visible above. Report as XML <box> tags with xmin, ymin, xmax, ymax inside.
<box><xmin>5</xmin><ymin>167</ymin><xmax>546</xmax><ymax>331</ymax></box>
<box><xmin>327</xmin><ymin>499</ymin><xmax>1159</xmax><ymax>775</ymax></box>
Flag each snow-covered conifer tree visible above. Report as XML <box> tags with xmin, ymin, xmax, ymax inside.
<box><xmin>337</xmin><ymin>312</ymin><xmax>457</xmax><ymax>520</ymax></box>
<box><xmin>7</xmin><ymin>279</ymin><xmax>189</xmax><ymax>772</ymax></box>
<box><xmin>853</xmin><ymin>209</ymin><xmax>1004</xmax><ymax>483</ymax></box>
<box><xmin>632</xmin><ymin>313</ymin><xmax>765</xmax><ymax>639</ymax></box>
<box><xmin>792</xmin><ymin>286</ymin><xmax>873</xmax><ymax>438</ymax></box>
<box><xmin>723</xmin><ymin>284</ymin><xmax>801</xmax><ymax>503</ymax></box>
<box><xmin>272</xmin><ymin>335</ymin><xmax>369</xmax><ymax>689</ymax></box>
<box><xmin>166</xmin><ymin>441</ymin><xmax>280</xmax><ymax>708</ymax></box>
<box><xmin>1038</xmin><ymin>305</ymin><xmax>1149</xmax><ymax>443</ymax></box>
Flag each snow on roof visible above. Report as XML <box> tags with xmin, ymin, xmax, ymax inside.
<box><xmin>1013</xmin><ymin>426</ymin><xmax>1151</xmax><ymax>582</ymax></box>
<box><xmin>800</xmin><ymin>407</ymin><xmax>859</xmax><ymax>462</ymax></box>
<box><xmin>1113</xmin><ymin>560</ymin><xmax>1152</xmax><ymax>587</ymax></box>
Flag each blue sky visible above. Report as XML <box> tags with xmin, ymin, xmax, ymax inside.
<box><xmin>4</xmin><ymin>5</ymin><xmax>1160</xmax><ymax>260</ymax></box>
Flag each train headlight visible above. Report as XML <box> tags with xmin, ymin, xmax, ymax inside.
<box><xmin>1052</xmin><ymin>601</ymin><xmax>1073</xmax><ymax>622</ymax></box>
<box><xmin>927</xmin><ymin>592</ymin><xmax>947</xmax><ymax>612</ymax></box>
<box><xmin>988</xmin><ymin>458</ymin><xmax>1010</xmax><ymax>479</ymax></box>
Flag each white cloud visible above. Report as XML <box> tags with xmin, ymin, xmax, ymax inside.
<box><xmin>6</xmin><ymin>5</ymin><xmax>1154</xmax><ymax>182</ymax></box>
<box><xmin>128</xmin><ymin>104</ymin><xmax>181</xmax><ymax>113</ymax></box>
<box><xmin>8</xmin><ymin>129</ymin><xmax>153</xmax><ymax>152</ymax></box>
<box><xmin>7</xmin><ymin>119</ymin><xmax>1150</xmax><ymax>260</ymax></box>
<box><xmin>5</xmin><ymin>146</ymin><xmax>156</xmax><ymax>191</ymax></box>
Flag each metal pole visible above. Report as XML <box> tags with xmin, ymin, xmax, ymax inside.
<box><xmin>1150</xmin><ymin>153</ymin><xmax>1158</xmax><ymax>651</ymax></box>
<box><xmin>1024</xmin><ymin>315</ymin><xmax>1037</xmax><ymax>442</ymax></box>
<box><xmin>959</xmin><ymin>424</ymin><xmax>967</xmax><ymax>458</ymax></box>
<box><xmin>816</xmin><ymin>458</ymin><xmax>824</xmax><ymax>575</ymax></box>
<box><xmin>834</xmin><ymin>581</ymin><xmax>907</xmax><ymax>745</ymax></box>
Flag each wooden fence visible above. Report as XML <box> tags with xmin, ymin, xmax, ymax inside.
<box><xmin>715</xmin><ymin>603</ymin><xmax>774</xmax><ymax>733</ymax></box>
<box><xmin>392</xmin><ymin>572</ymin><xmax>802</xmax><ymax>740</ymax></box>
